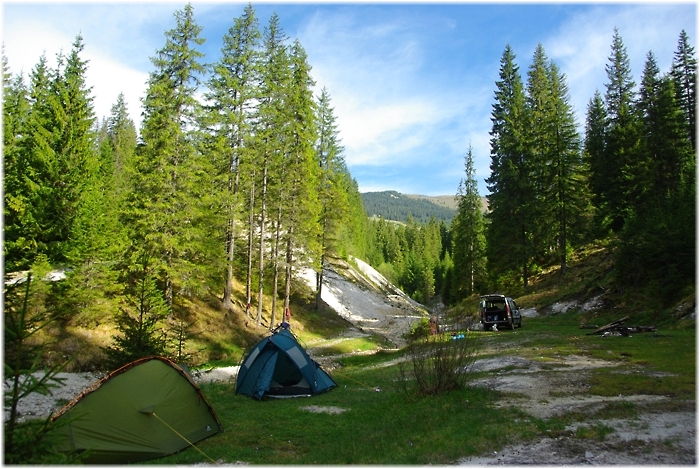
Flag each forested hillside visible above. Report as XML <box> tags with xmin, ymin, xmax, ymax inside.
<box><xmin>362</xmin><ymin>29</ymin><xmax>695</xmax><ymax>313</ymax></box>
<box><xmin>362</xmin><ymin>190</ymin><xmax>457</xmax><ymax>224</ymax></box>
<box><xmin>3</xmin><ymin>4</ymin><xmax>370</xmax><ymax>371</ymax></box>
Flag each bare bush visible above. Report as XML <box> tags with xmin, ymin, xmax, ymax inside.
<box><xmin>396</xmin><ymin>325</ymin><xmax>480</xmax><ymax>397</ymax></box>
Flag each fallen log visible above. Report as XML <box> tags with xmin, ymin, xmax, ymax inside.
<box><xmin>586</xmin><ymin>317</ymin><xmax>657</xmax><ymax>336</ymax></box>
<box><xmin>591</xmin><ymin>316</ymin><xmax>630</xmax><ymax>335</ymax></box>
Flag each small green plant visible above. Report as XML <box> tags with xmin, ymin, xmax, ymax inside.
<box><xmin>3</xmin><ymin>268</ymin><xmax>80</xmax><ymax>463</ymax></box>
<box><xmin>104</xmin><ymin>254</ymin><xmax>170</xmax><ymax>369</ymax></box>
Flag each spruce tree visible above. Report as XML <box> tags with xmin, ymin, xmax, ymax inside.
<box><xmin>546</xmin><ymin>60</ymin><xmax>589</xmax><ymax>272</ymax></box>
<box><xmin>280</xmin><ymin>39</ymin><xmax>321</xmax><ymax>320</ymax></box>
<box><xmin>314</xmin><ymin>87</ymin><xmax>347</xmax><ymax>308</ymax></box>
<box><xmin>205</xmin><ymin>3</ymin><xmax>261</xmax><ymax>311</ymax></box>
<box><xmin>106</xmin><ymin>93</ymin><xmax>137</xmax><ymax>201</ymax></box>
<box><xmin>671</xmin><ymin>30</ymin><xmax>696</xmax><ymax>151</ymax></box>
<box><xmin>13</xmin><ymin>55</ymin><xmax>54</xmax><ymax>267</ymax></box>
<box><xmin>583</xmin><ymin>90</ymin><xmax>609</xmax><ymax>236</ymax></box>
<box><xmin>525</xmin><ymin>43</ymin><xmax>556</xmax><ymax>264</ymax></box>
<box><xmin>3</xmin><ymin>54</ymin><xmax>32</xmax><ymax>270</ymax></box>
<box><xmin>130</xmin><ymin>3</ymin><xmax>208</xmax><ymax>306</ymax></box>
<box><xmin>251</xmin><ymin>12</ymin><xmax>290</xmax><ymax>326</ymax></box>
<box><xmin>486</xmin><ymin>45</ymin><xmax>534</xmax><ymax>288</ymax></box>
<box><xmin>104</xmin><ymin>254</ymin><xmax>170</xmax><ymax>370</ymax></box>
<box><xmin>616</xmin><ymin>47</ymin><xmax>696</xmax><ymax>301</ymax></box>
<box><xmin>451</xmin><ymin>144</ymin><xmax>487</xmax><ymax>299</ymax></box>
<box><xmin>601</xmin><ymin>28</ymin><xmax>642</xmax><ymax>232</ymax></box>
<box><xmin>50</xmin><ymin>36</ymin><xmax>99</xmax><ymax>265</ymax></box>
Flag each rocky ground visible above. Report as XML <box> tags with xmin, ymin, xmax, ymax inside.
<box><xmin>460</xmin><ymin>354</ymin><xmax>696</xmax><ymax>465</ymax></box>
<box><xmin>6</xmin><ymin>258</ymin><xmax>696</xmax><ymax>465</ymax></box>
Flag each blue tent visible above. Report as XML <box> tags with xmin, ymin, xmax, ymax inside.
<box><xmin>236</xmin><ymin>327</ymin><xmax>337</xmax><ymax>400</ymax></box>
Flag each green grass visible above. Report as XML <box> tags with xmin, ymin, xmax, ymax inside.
<box><xmin>151</xmin><ymin>364</ymin><xmax>533</xmax><ymax>465</ymax></box>
<box><xmin>304</xmin><ymin>336</ymin><xmax>387</xmax><ymax>357</ymax></box>
<box><xmin>143</xmin><ymin>312</ymin><xmax>696</xmax><ymax>464</ymax></box>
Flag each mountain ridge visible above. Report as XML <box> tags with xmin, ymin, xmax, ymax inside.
<box><xmin>361</xmin><ymin>190</ymin><xmax>457</xmax><ymax>224</ymax></box>
<box><xmin>361</xmin><ymin>190</ymin><xmax>487</xmax><ymax>224</ymax></box>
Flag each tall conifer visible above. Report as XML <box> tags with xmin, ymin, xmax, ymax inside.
<box><xmin>671</xmin><ymin>30</ymin><xmax>696</xmax><ymax>151</ymax></box>
<box><xmin>206</xmin><ymin>3</ymin><xmax>261</xmax><ymax>311</ymax></box>
<box><xmin>486</xmin><ymin>45</ymin><xmax>534</xmax><ymax>288</ymax></box>
<box><xmin>601</xmin><ymin>29</ymin><xmax>641</xmax><ymax>232</ymax></box>
<box><xmin>451</xmin><ymin>144</ymin><xmax>486</xmax><ymax>298</ymax></box>
<box><xmin>280</xmin><ymin>40</ymin><xmax>321</xmax><ymax>319</ymax></box>
<box><xmin>314</xmin><ymin>87</ymin><xmax>347</xmax><ymax>308</ymax></box>
<box><xmin>130</xmin><ymin>3</ymin><xmax>207</xmax><ymax>305</ymax></box>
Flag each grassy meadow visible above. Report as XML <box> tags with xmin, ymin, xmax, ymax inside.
<box><xmin>150</xmin><ymin>311</ymin><xmax>695</xmax><ymax>465</ymax></box>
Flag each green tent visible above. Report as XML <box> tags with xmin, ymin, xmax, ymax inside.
<box><xmin>236</xmin><ymin>326</ymin><xmax>337</xmax><ymax>399</ymax></box>
<box><xmin>51</xmin><ymin>356</ymin><xmax>222</xmax><ymax>464</ymax></box>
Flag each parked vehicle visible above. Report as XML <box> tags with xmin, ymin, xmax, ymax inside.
<box><xmin>479</xmin><ymin>294</ymin><xmax>522</xmax><ymax>330</ymax></box>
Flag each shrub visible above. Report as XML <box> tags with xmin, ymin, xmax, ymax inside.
<box><xmin>396</xmin><ymin>329</ymin><xmax>480</xmax><ymax>397</ymax></box>
<box><xmin>103</xmin><ymin>255</ymin><xmax>170</xmax><ymax>370</ymax></box>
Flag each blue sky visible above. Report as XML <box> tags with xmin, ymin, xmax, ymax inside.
<box><xmin>2</xmin><ymin>2</ymin><xmax>696</xmax><ymax>197</ymax></box>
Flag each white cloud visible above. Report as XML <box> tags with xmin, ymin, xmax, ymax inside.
<box><xmin>3</xmin><ymin>7</ymin><xmax>152</xmax><ymax>129</ymax></box>
<box><xmin>83</xmin><ymin>47</ymin><xmax>149</xmax><ymax>127</ymax></box>
<box><xmin>545</xmin><ymin>4</ymin><xmax>696</xmax><ymax>127</ymax></box>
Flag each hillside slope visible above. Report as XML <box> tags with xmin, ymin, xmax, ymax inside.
<box><xmin>361</xmin><ymin>190</ymin><xmax>457</xmax><ymax>224</ymax></box>
<box><xmin>301</xmin><ymin>256</ymin><xmax>429</xmax><ymax>347</ymax></box>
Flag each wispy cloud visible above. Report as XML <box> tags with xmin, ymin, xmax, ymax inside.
<box><xmin>545</xmin><ymin>4</ymin><xmax>696</xmax><ymax>127</ymax></box>
<box><xmin>2</xmin><ymin>4</ymin><xmax>164</xmax><ymax>127</ymax></box>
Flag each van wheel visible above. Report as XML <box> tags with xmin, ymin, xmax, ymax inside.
<box><xmin>509</xmin><ymin>321</ymin><xmax>515</xmax><ymax>330</ymax></box>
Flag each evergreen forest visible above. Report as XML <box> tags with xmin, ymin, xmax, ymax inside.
<box><xmin>3</xmin><ymin>0</ymin><xmax>696</xmax><ymax>375</ymax></box>
<box><xmin>361</xmin><ymin>191</ymin><xmax>457</xmax><ymax>224</ymax></box>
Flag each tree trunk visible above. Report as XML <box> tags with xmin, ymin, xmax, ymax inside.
<box><xmin>223</xmin><ymin>151</ymin><xmax>240</xmax><ymax>311</ymax></box>
<box><xmin>223</xmin><ymin>217</ymin><xmax>235</xmax><ymax>311</ymax></box>
<box><xmin>315</xmin><ymin>263</ymin><xmax>323</xmax><ymax>310</ymax></box>
<box><xmin>284</xmin><ymin>227</ymin><xmax>293</xmax><ymax>314</ymax></box>
<box><xmin>246</xmin><ymin>169</ymin><xmax>255</xmax><ymax>317</ymax></box>
<box><xmin>256</xmin><ymin>158</ymin><xmax>268</xmax><ymax>326</ymax></box>
<box><xmin>271</xmin><ymin>200</ymin><xmax>282</xmax><ymax>329</ymax></box>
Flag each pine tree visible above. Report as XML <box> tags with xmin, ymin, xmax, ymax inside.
<box><xmin>205</xmin><ymin>3</ymin><xmax>261</xmax><ymax>311</ymax></box>
<box><xmin>280</xmin><ymin>39</ymin><xmax>321</xmax><ymax>320</ymax></box>
<box><xmin>601</xmin><ymin>28</ymin><xmax>642</xmax><ymax>232</ymax></box>
<box><xmin>50</xmin><ymin>36</ymin><xmax>99</xmax><ymax>265</ymax></box>
<box><xmin>583</xmin><ymin>90</ymin><xmax>609</xmax><ymax>235</ymax></box>
<box><xmin>251</xmin><ymin>12</ymin><xmax>290</xmax><ymax>326</ymax></box>
<box><xmin>13</xmin><ymin>55</ymin><xmax>55</xmax><ymax>267</ymax></box>
<box><xmin>546</xmin><ymin>60</ymin><xmax>589</xmax><ymax>272</ymax></box>
<box><xmin>525</xmin><ymin>44</ymin><xmax>556</xmax><ymax>264</ymax></box>
<box><xmin>637</xmin><ymin>52</ymin><xmax>693</xmax><ymax>202</ymax></box>
<box><xmin>129</xmin><ymin>4</ymin><xmax>208</xmax><ymax>306</ymax></box>
<box><xmin>341</xmin><ymin>173</ymin><xmax>370</xmax><ymax>260</ymax></box>
<box><xmin>314</xmin><ymin>87</ymin><xmax>347</xmax><ymax>308</ymax></box>
<box><xmin>106</xmin><ymin>93</ymin><xmax>137</xmax><ymax>201</ymax></box>
<box><xmin>451</xmin><ymin>144</ymin><xmax>487</xmax><ymax>299</ymax></box>
<box><xmin>486</xmin><ymin>45</ymin><xmax>534</xmax><ymax>288</ymax></box>
<box><xmin>104</xmin><ymin>254</ymin><xmax>170</xmax><ymax>370</ymax></box>
<box><xmin>671</xmin><ymin>30</ymin><xmax>696</xmax><ymax>151</ymax></box>
<box><xmin>3</xmin><ymin>53</ymin><xmax>32</xmax><ymax>270</ymax></box>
